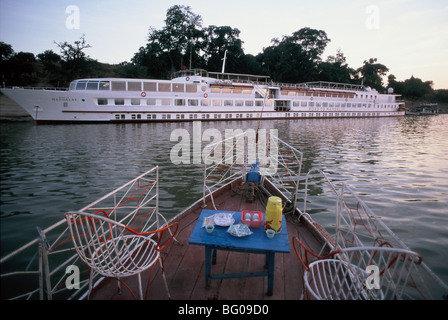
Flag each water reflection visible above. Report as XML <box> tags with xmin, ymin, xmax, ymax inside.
<box><xmin>1</xmin><ymin>116</ymin><xmax>447</xmax><ymax>286</ymax></box>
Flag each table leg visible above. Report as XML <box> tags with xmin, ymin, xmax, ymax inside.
<box><xmin>266</xmin><ymin>252</ymin><xmax>275</xmax><ymax>296</ymax></box>
<box><xmin>212</xmin><ymin>248</ymin><xmax>217</xmax><ymax>265</ymax></box>
<box><xmin>205</xmin><ymin>246</ymin><xmax>212</xmax><ymax>289</ymax></box>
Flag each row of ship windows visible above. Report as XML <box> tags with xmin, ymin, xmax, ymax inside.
<box><xmin>99</xmin><ymin>98</ymin><xmax>396</xmax><ymax>109</ymax></box>
<box><xmin>279</xmin><ymin>91</ymin><xmax>379</xmax><ymax>100</ymax></box>
<box><xmin>115</xmin><ymin>113</ymin><xmax>255</xmax><ymax>120</ymax></box>
<box><xmin>70</xmin><ymin>81</ymin><xmax>381</xmax><ymax>101</ymax></box>
<box><xmin>100</xmin><ymin>98</ymin><xmax>270</xmax><ymax>107</ymax></box>
<box><xmin>70</xmin><ymin>80</ymin><xmax>199</xmax><ymax>93</ymax></box>
<box><xmin>115</xmin><ymin>112</ymin><xmax>388</xmax><ymax>120</ymax></box>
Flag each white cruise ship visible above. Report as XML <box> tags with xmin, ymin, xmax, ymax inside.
<box><xmin>0</xmin><ymin>69</ymin><xmax>406</xmax><ymax>123</ymax></box>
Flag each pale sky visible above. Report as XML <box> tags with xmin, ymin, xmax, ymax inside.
<box><xmin>0</xmin><ymin>0</ymin><xmax>447</xmax><ymax>88</ymax></box>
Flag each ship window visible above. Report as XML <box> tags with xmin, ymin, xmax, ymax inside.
<box><xmin>159</xmin><ymin>83</ymin><xmax>171</xmax><ymax>92</ymax></box>
<box><xmin>213</xmin><ymin>100</ymin><xmax>221</xmax><ymax>106</ymax></box>
<box><xmin>128</xmin><ymin>82</ymin><xmax>142</xmax><ymax>91</ymax></box>
<box><xmin>222</xmin><ymin>88</ymin><xmax>232</xmax><ymax>94</ymax></box>
<box><xmin>69</xmin><ymin>82</ymin><xmax>76</xmax><ymax>90</ymax></box>
<box><xmin>173</xmin><ymin>84</ymin><xmax>184</xmax><ymax>92</ymax></box>
<box><xmin>186</xmin><ymin>84</ymin><xmax>197</xmax><ymax>93</ymax></box>
<box><xmin>201</xmin><ymin>99</ymin><xmax>210</xmax><ymax>106</ymax></box>
<box><xmin>147</xmin><ymin>98</ymin><xmax>156</xmax><ymax>106</ymax></box>
<box><xmin>245</xmin><ymin>101</ymin><xmax>254</xmax><ymax>107</ymax></box>
<box><xmin>98</xmin><ymin>98</ymin><xmax>108</xmax><ymax>105</ymax></box>
<box><xmin>115</xmin><ymin>99</ymin><xmax>125</xmax><ymax>105</ymax></box>
<box><xmin>144</xmin><ymin>82</ymin><xmax>157</xmax><ymax>92</ymax></box>
<box><xmin>86</xmin><ymin>81</ymin><xmax>99</xmax><ymax>90</ymax></box>
<box><xmin>243</xmin><ymin>89</ymin><xmax>252</xmax><ymax>94</ymax></box>
<box><xmin>211</xmin><ymin>87</ymin><xmax>220</xmax><ymax>93</ymax></box>
<box><xmin>131</xmin><ymin>98</ymin><xmax>141</xmax><ymax>105</ymax></box>
<box><xmin>76</xmin><ymin>81</ymin><xmax>87</xmax><ymax>90</ymax></box>
<box><xmin>233</xmin><ymin>89</ymin><xmax>242</xmax><ymax>94</ymax></box>
<box><xmin>235</xmin><ymin>100</ymin><xmax>244</xmax><ymax>106</ymax></box>
<box><xmin>99</xmin><ymin>81</ymin><xmax>110</xmax><ymax>90</ymax></box>
<box><xmin>162</xmin><ymin>99</ymin><xmax>171</xmax><ymax>106</ymax></box>
<box><xmin>112</xmin><ymin>81</ymin><xmax>126</xmax><ymax>91</ymax></box>
<box><xmin>188</xmin><ymin>99</ymin><xmax>198</xmax><ymax>106</ymax></box>
<box><xmin>224</xmin><ymin>100</ymin><xmax>233</xmax><ymax>106</ymax></box>
<box><xmin>175</xmin><ymin>99</ymin><xmax>185</xmax><ymax>106</ymax></box>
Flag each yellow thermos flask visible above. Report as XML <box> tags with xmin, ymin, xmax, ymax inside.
<box><xmin>264</xmin><ymin>196</ymin><xmax>282</xmax><ymax>233</ymax></box>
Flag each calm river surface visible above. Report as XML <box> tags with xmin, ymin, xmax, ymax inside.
<box><xmin>1</xmin><ymin>116</ymin><xmax>447</xmax><ymax>293</ymax></box>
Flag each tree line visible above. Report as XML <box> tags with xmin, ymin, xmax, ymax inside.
<box><xmin>1</xmin><ymin>5</ymin><xmax>446</xmax><ymax>102</ymax></box>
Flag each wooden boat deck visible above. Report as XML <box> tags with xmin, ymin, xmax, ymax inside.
<box><xmin>88</xmin><ymin>180</ymin><xmax>327</xmax><ymax>300</ymax></box>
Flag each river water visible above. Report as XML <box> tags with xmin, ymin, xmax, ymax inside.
<box><xmin>1</xmin><ymin>116</ymin><xmax>447</xmax><ymax>295</ymax></box>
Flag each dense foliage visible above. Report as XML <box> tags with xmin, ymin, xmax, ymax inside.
<box><xmin>0</xmin><ymin>5</ymin><xmax>444</xmax><ymax>102</ymax></box>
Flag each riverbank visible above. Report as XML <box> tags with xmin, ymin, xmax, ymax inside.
<box><xmin>0</xmin><ymin>93</ymin><xmax>32</xmax><ymax>122</ymax></box>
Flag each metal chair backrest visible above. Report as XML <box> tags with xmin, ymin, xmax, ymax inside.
<box><xmin>65</xmin><ymin>211</ymin><xmax>159</xmax><ymax>278</ymax></box>
<box><xmin>304</xmin><ymin>246</ymin><xmax>422</xmax><ymax>300</ymax></box>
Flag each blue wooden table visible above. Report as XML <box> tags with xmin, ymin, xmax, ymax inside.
<box><xmin>188</xmin><ymin>209</ymin><xmax>290</xmax><ymax>296</ymax></box>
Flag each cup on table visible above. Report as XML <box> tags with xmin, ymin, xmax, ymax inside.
<box><xmin>206</xmin><ymin>224</ymin><xmax>214</xmax><ymax>234</ymax></box>
<box><xmin>266</xmin><ymin>229</ymin><xmax>275</xmax><ymax>239</ymax></box>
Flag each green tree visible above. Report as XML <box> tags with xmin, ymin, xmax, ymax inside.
<box><xmin>7</xmin><ymin>51</ymin><xmax>38</xmax><ymax>86</ymax></box>
<box><xmin>147</xmin><ymin>5</ymin><xmax>204</xmax><ymax>73</ymax></box>
<box><xmin>257</xmin><ymin>28</ymin><xmax>330</xmax><ymax>83</ymax></box>
<box><xmin>403</xmin><ymin>76</ymin><xmax>433</xmax><ymax>99</ymax></box>
<box><xmin>202</xmin><ymin>25</ymin><xmax>244</xmax><ymax>73</ymax></box>
<box><xmin>54</xmin><ymin>34</ymin><xmax>92</xmax><ymax>81</ymax></box>
<box><xmin>318</xmin><ymin>49</ymin><xmax>355</xmax><ymax>83</ymax></box>
<box><xmin>0</xmin><ymin>42</ymin><xmax>14</xmax><ymax>86</ymax></box>
<box><xmin>37</xmin><ymin>50</ymin><xmax>62</xmax><ymax>86</ymax></box>
<box><xmin>356</xmin><ymin>58</ymin><xmax>389</xmax><ymax>91</ymax></box>
<box><xmin>289</xmin><ymin>27</ymin><xmax>330</xmax><ymax>63</ymax></box>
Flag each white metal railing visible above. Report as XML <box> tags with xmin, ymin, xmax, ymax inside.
<box><xmin>202</xmin><ymin>129</ymin><xmax>303</xmax><ymax>211</ymax></box>
<box><xmin>0</xmin><ymin>166</ymin><xmax>165</xmax><ymax>300</ymax></box>
<box><xmin>299</xmin><ymin>168</ymin><xmax>448</xmax><ymax>299</ymax></box>
<box><xmin>3</xmin><ymin>86</ymin><xmax>68</xmax><ymax>91</ymax></box>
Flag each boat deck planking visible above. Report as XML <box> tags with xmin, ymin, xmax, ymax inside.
<box><xmin>88</xmin><ymin>181</ymin><xmax>326</xmax><ymax>300</ymax></box>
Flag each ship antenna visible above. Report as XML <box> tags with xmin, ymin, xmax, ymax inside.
<box><xmin>221</xmin><ymin>50</ymin><xmax>228</xmax><ymax>73</ymax></box>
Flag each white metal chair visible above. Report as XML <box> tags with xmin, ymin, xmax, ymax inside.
<box><xmin>65</xmin><ymin>210</ymin><xmax>178</xmax><ymax>300</ymax></box>
<box><xmin>293</xmin><ymin>237</ymin><xmax>423</xmax><ymax>300</ymax></box>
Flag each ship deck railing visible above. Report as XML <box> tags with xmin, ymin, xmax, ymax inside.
<box><xmin>2</xmin><ymin>86</ymin><xmax>68</xmax><ymax>91</ymax></box>
<box><xmin>0</xmin><ymin>167</ymin><xmax>165</xmax><ymax>300</ymax></box>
